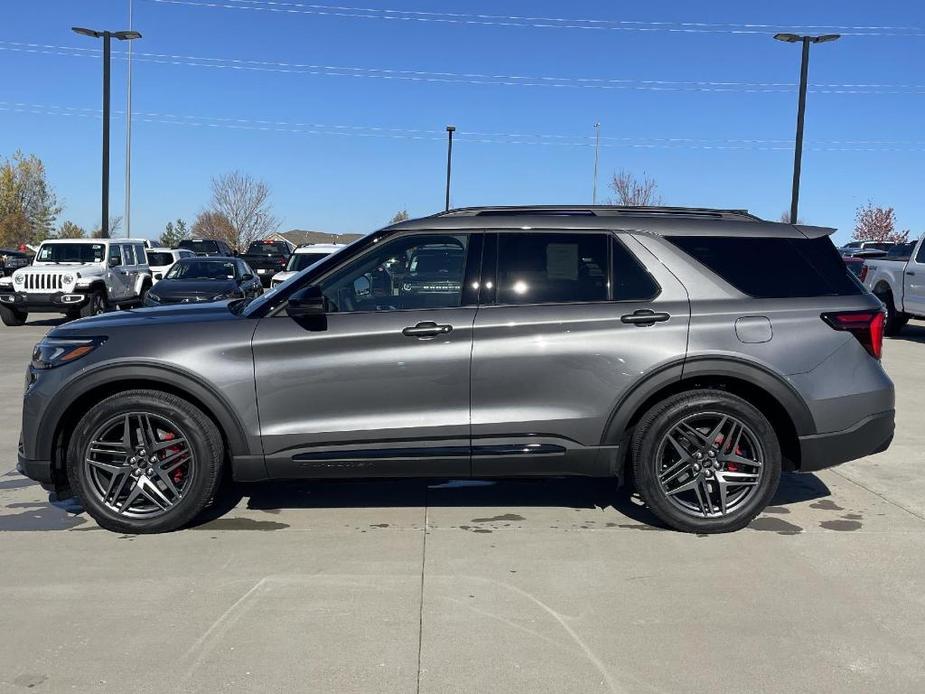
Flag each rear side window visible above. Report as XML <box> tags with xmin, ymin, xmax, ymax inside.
<box><xmin>497</xmin><ymin>233</ymin><xmax>608</xmax><ymax>304</ymax></box>
<box><xmin>612</xmin><ymin>237</ymin><xmax>660</xmax><ymax>301</ymax></box>
<box><xmin>669</xmin><ymin>235</ymin><xmax>862</xmax><ymax>298</ymax></box>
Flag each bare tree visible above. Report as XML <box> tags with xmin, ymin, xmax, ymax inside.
<box><xmin>191</xmin><ymin>210</ymin><xmax>235</xmax><ymax>246</ymax></box>
<box><xmin>608</xmin><ymin>170</ymin><xmax>661</xmax><ymax>207</ymax></box>
<box><xmin>207</xmin><ymin>171</ymin><xmax>279</xmax><ymax>252</ymax></box>
<box><xmin>853</xmin><ymin>202</ymin><xmax>909</xmax><ymax>244</ymax></box>
<box><xmin>389</xmin><ymin>209</ymin><xmax>410</xmax><ymax>223</ymax></box>
<box><xmin>91</xmin><ymin>215</ymin><xmax>123</xmax><ymax>239</ymax></box>
<box><xmin>778</xmin><ymin>210</ymin><xmax>804</xmax><ymax>225</ymax></box>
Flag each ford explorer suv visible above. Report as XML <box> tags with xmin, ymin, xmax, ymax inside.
<box><xmin>0</xmin><ymin>238</ymin><xmax>151</xmax><ymax>325</ymax></box>
<box><xmin>17</xmin><ymin>206</ymin><xmax>894</xmax><ymax>534</ymax></box>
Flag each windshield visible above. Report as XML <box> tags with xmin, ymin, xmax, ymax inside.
<box><xmin>178</xmin><ymin>240</ymin><xmax>220</xmax><ymax>254</ymax></box>
<box><xmin>247</xmin><ymin>241</ymin><xmax>290</xmax><ymax>255</ymax></box>
<box><xmin>166</xmin><ymin>260</ymin><xmax>238</xmax><ymax>280</ymax></box>
<box><xmin>37</xmin><ymin>243</ymin><xmax>105</xmax><ymax>263</ymax></box>
<box><xmin>286</xmin><ymin>251</ymin><xmax>333</xmax><ymax>272</ymax></box>
<box><xmin>147</xmin><ymin>251</ymin><xmax>175</xmax><ymax>267</ymax></box>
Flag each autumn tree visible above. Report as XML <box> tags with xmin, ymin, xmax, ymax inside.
<box><xmin>0</xmin><ymin>151</ymin><xmax>61</xmax><ymax>247</ymax></box>
<box><xmin>191</xmin><ymin>210</ymin><xmax>236</xmax><ymax>247</ymax></box>
<box><xmin>202</xmin><ymin>171</ymin><xmax>279</xmax><ymax>252</ymax></box>
<box><xmin>91</xmin><ymin>216</ymin><xmax>123</xmax><ymax>239</ymax></box>
<box><xmin>389</xmin><ymin>209</ymin><xmax>410</xmax><ymax>223</ymax></box>
<box><xmin>56</xmin><ymin>221</ymin><xmax>86</xmax><ymax>239</ymax></box>
<box><xmin>608</xmin><ymin>170</ymin><xmax>661</xmax><ymax>206</ymax></box>
<box><xmin>853</xmin><ymin>202</ymin><xmax>909</xmax><ymax>244</ymax></box>
<box><xmin>159</xmin><ymin>218</ymin><xmax>189</xmax><ymax>248</ymax></box>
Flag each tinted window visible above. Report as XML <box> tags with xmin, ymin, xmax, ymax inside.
<box><xmin>147</xmin><ymin>251</ymin><xmax>175</xmax><ymax>267</ymax></box>
<box><xmin>246</xmin><ymin>241</ymin><xmax>290</xmax><ymax>255</ymax></box>
<box><xmin>612</xmin><ymin>237</ymin><xmax>660</xmax><ymax>301</ymax></box>
<box><xmin>288</xmin><ymin>251</ymin><xmax>333</xmax><ymax>272</ymax></box>
<box><xmin>166</xmin><ymin>260</ymin><xmax>238</xmax><ymax>280</ymax></box>
<box><xmin>37</xmin><ymin>243</ymin><xmax>105</xmax><ymax>263</ymax></box>
<box><xmin>108</xmin><ymin>245</ymin><xmax>122</xmax><ymax>267</ymax></box>
<box><xmin>915</xmin><ymin>242</ymin><xmax>925</xmax><ymax>264</ymax></box>
<box><xmin>320</xmin><ymin>234</ymin><xmax>469</xmax><ymax>312</ymax></box>
<box><xmin>497</xmin><ymin>233</ymin><xmax>608</xmax><ymax>304</ymax></box>
<box><xmin>669</xmin><ymin>235</ymin><xmax>862</xmax><ymax>298</ymax></box>
<box><xmin>179</xmin><ymin>240</ymin><xmax>220</xmax><ymax>254</ymax></box>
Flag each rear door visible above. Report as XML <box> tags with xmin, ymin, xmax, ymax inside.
<box><xmin>469</xmin><ymin>231</ymin><xmax>690</xmax><ymax>475</ymax></box>
<box><xmin>902</xmin><ymin>238</ymin><xmax>925</xmax><ymax>315</ymax></box>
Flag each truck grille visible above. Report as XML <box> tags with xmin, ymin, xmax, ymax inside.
<box><xmin>23</xmin><ymin>274</ymin><xmax>64</xmax><ymax>291</ymax></box>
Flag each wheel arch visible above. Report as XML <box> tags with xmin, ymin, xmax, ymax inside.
<box><xmin>43</xmin><ymin>364</ymin><xmax>260</xmax><ymax>484</ymax></box>
<box><xmin>602</xmin><ymin>356</ymin><xmax>815</xmax><ymax>473</ymax></box>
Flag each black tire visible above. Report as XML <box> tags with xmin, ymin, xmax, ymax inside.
<box><xmin>631</xmin><ymin>389</ymin><xmax>781</xmax><ymax>534</ymax></box>
<box><xmin>0</xmin><ymin>304</ymin><xmax>27</xmax><ymax>326</ymax></box>
<box><xmin>66</xmin><ymin>389</ymin><xmax>224</xmax><ymax>533</ymax></box>
<box><xmin>79</xmin><ymin>289</ymin><xmax>108</xmax><ymax>319</ymax></box>
<box><xmin>138</xmin><ymin>282</ymin><xmax>151</xmax><ymax>306</ymax></box>
<box><xmin>876</xmin><ymin>288</ymin><xmax>908</xmax><ymax>337</ymax></box>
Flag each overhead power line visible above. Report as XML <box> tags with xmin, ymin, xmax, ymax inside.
<box><xmin>3</xmin><ymin>100</ymin><xmax>924</xmax><ymax>153</ymax></box>
<box><xmin>2</xmin><ymin>40</ymin><xmax>924</xmax><ymax>95</ymax></box>
<box><xmin>145</xmin><ymin>0</ymin><xmax>925</xmax><ymax>37</ymax></box>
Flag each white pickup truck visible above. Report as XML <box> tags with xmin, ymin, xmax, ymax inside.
<box><xmin>861</xmin><ymin>236</ymin><xmax>925</xmax><ymax>335</ymax></box>
<box><xmin>0</xmin><ymin>238</ymin><xmax>152</xmax><ymax>326</ymax></box>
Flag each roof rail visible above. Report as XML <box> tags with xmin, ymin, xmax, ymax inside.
<box><xmin>434</xmin><ymin>205</ymin><xmax>761</xmax><ymax>222</ymax></box>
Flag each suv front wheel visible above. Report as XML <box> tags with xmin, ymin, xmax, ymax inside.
<box><xmin>67</xmin><ymin>389</ymin><xmax>224</xmax><ymax>533</ymax></box>
<box><xmin>631</xmin><ymin>390</ymin><xmax>781</xmax><ymax>533</ymax></box>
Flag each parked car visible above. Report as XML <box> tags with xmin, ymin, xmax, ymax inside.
<box><xmin>18</xmin><ymin>205</ymin><xmax>893</xmax><ymax>534</ymax></box>
<box><xmin>146</xmin><ymin>247</ymin><xmax>195</xmax><ymax>283</ymax></box>
<box><xmin>240</xmin><ymin>239</ymin><xmax>293</xmax><ymax>287</ymax></box>
<box><xmin>176</xmin><ymin>238</ymin><xmax>235</xmax><ymax>257</ymax></box>
<box><xmin>0</xmin><ymin>249</ymin><xmax>31</xmax><ymax>277</ymax></box>
<box><xmin>0</xmin><ymin>238</ymin><xmax>151</xmax><ymax>325</ymax></box>
<box><xmin>270</xmin><ymin>243</ymin><xmax>344</xmax><ymax>288</ymax></box>
<box><xmin>860</xmin><ymin>233</ymin><xmax>925</xmax><ymax>334</ymax></box>
<box><xmin>143</xmin><ymin>257</ymin><xmax>263</xmax><ymax>306</ymax></box>
<box><xmin>840</xmin><ymin>240</ymin><xmax>893</xmax><ymax>257</ymax></box>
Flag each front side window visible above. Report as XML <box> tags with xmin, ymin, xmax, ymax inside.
<box><xmin>320</xmin><ymin>234</ymin><xmax>469</xmax><ymax>313</ymax></box>
<box><xmin>108</xmin><ymin>245</ymin><xmax>122</xmax><ymax>267</ymax></box>
<box><xmin>496</xmin><ymin>233</ymin><xmax>608</xmax><ymax>305</ymax></box>
<box><xmin>914</xmin><ymin>241</ymin><xmax>925</xmax><ymax>264</ymax></box>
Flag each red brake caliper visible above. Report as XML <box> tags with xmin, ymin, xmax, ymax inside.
<box><xmin>159</xmin><ymin>432</ymin><xmax>184</xmax><ymax>484</ymax></box>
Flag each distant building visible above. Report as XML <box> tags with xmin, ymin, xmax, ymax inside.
<box><xmin>267</xmin><ymin>229</ymin><xmax>365</xmax><ymax>247</ymax></box>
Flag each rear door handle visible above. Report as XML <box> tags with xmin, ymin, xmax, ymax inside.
<box><xmin>402</xmin><ymin>321</ymin><xmax>453</xmax><ymax>338</ymax></box>
<box><xmin>621</xmin><ymin>309</ymin><xmax>670</xmax><ymax>326</ymax></box>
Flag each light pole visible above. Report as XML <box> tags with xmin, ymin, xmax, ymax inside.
<box><xmin>72</xmin><ymin>26</ymin><xmax>142</xmax><ymax>239</ymax></box>
<box><xmin>773</xmin><ymin>32</ymin><xmax>840</xmax><ymax>224</ymax></box>
<box><xmin>592</xmin><ymin>122</ymin><xmax>601</xmax><ymax>204</ymax></box>
<box><xmin>445</xmin><ymin>125</ymin><xmax>455</xmax><ymax>211</ymax></box>
<box><xmin>125</xmin><ymin>0</ymin><xmax>135</xmax><ymax>238</ymax></box>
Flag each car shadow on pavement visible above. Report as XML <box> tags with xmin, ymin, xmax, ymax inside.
<box><xmin>190</xmin><ymin>471</ymin><xmax>832</xmax><ymax>531</ymax></box>
<box><xmin>891</xmin><ymin>322</ymin><xmax>925</xmax><ymax>344</ymax></box>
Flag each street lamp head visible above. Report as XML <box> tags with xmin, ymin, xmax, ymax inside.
<box><xmin>72</xmin><ymin>26</ymin><xmax>103</xmax><ymax>38</ymax></box>
<box><xmin>446</xmin><ymin>125</ymin><xmax>456</xmax><ymax>133</ymax></box>
<box><xmin>113</xmin><ymin>30</ymin><xmax>142</xmax><ymax>41</ymax></box>
<box><xmin>773</xmin><ymin>33</ymin><xmax>802</xmax><ymax>43</ymax></box>
<box><xmin>812</xmin><ymin>33</ymin><xmax>841</xmax><ymax>43</ymax></box>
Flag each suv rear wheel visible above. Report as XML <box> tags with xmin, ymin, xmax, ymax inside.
<box><xmin>67</xmin><ymin>390</ymin><xmax>224</xmax><ymax>533</ymax></box>
<box><xmin>631</xmin><ymin>390</ymin><xmax>781</xmax><ymax>533</ymax></box>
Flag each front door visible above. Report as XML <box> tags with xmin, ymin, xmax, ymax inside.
<box><xmin>469</xmin><ymin>231</ymin><xmax>691</xmax><ymax>475</ymax></box>
<box><xmin>253</xmin><ymin>232</ymin><xmax>481</xmax><ymax>478</ymax></box>
<box><xmin>106</xmin><ymin>244</ymin><xmax>132</xmax><ymax>302</ymax></box>
<box><xmin>903</xmin><ymin>241</ymin><xmax>925</xmax><ymax>316</ymax></box>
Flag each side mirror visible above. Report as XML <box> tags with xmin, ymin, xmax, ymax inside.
<box><xmin>287</xmin><ymin>285</ymin><xmax>326</xmax><ymax>318</ymax></box>
<box><xmin>242</xmin><ymin>273</ymin><xmax>254</xmax><ymax>282</ymax></box>
<box><xmin>109</xmin><ymin>257</ymin><xmax>121</xmax><ymax>268</ymax></box>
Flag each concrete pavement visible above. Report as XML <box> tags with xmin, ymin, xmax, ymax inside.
<box><xmin>1</xmin><ymin>316</ymin><xmax>923</xmax><ymax>693</ymax></box>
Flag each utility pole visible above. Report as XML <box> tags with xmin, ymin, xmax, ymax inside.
<box><xmin>444</xmin><ymin>125</ymin><xmax>455</xmax><ymax>211</ymax></box>
<box><xmin>124</xmin><ymin>0</ymin><xmax>134</xmax><ymax>238</ymax></box>
<box><xmin>592</xmin><ymin>122</ymin><xmax>601</xmax><ymax>204</ymax></box>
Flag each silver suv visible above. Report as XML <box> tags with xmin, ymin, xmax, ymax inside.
<box><xmin>17</xmin><ymin>206</ymin><xmax>894</xmax><ymax>534</ymax></box>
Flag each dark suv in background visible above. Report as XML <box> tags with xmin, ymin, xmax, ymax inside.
<box><xmin>17</xmin><ymin>206</ymin><xmax>894</xmax><ymax>534</ymax></box>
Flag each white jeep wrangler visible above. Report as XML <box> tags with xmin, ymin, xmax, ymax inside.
<box><xmin>0</xmin><ymin>238</ymin><xmax>152</xmax><ymax>326</ymax></box>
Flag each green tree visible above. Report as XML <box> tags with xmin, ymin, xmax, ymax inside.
<box><xmin>159</xmin><ymin>218</ymin><xmax>189</xmax><ymax>248</ymax></box>
<box><xmin>56</xmin><ymin>220</ymin><xmax>86</xmax><ymax>239</ymax></box>
<box><xmin>0</xmin><ymin>151</ymin><xmax>61</xmax><ymax>247</ymax></box>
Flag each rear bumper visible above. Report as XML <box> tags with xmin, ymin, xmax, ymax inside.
<box><xmin>0</xmin><ymin>291</ymin><xmax>89</xmax><ymax>312</ymax></box>
<box><xmin>797</xmin><ymin>410</ymin><xmax>894</xmax><ymax>472</ymax></box>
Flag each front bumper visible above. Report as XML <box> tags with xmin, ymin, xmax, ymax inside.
<box><xmin>797</xmin><ymin>410</ymin><xmax>894</xmax><ymax>472</ymax></box>
<box><xmin>0</xmin><ymin>290</ymin><xmax>89</xmax><ymax>312</ymax></box>
<box><xmin>17</xmin><ymin>450</ymin><xmax>54</xmax><ymax>486</ymax></box>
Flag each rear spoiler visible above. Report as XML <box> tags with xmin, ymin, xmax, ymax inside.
<box><xmin>794</xmin><ymin>224</ymin><xmax>836</xmax><ymax>239</ymax></box>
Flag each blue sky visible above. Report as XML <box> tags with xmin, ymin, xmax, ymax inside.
<box><xmin>0</xmin><ymin>0</ymin><xmax>922</xmax><ymax>243</ymax></box>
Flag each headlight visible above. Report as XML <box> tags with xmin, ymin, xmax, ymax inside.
<box><xmin>61</xmin><ymin>273</ymin><xmax>76</xmax><ymax>286</ymax></box>
<box><xmin>31</xmin><ymin>337</ymin><xmax>106</xmax><ymax>370</ymax></box>
<box><xmin>13</xmin><ymin>274</ymin><xmax>24</xmax><ymax>285</ymax></box>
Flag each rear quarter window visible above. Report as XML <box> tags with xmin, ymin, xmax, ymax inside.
<box><xmin>668</xmin><ymin>235</ymin><xmax>862</xmax><ymax>298</ymax></box>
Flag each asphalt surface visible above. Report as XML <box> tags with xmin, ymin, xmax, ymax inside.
<box><xmin>1</xmin><ymin>315</ymin><xmax>924</xmax><ymax>693</ymax></box>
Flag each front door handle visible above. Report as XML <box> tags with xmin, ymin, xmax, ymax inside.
<box><xmin>621</xmin><ymin>309</ymin><xmax>670</xmax><ymax>326</ymax></box>
<box><xmin>906</xmin><ymin>271</ymin><xmax>916</xmax><ymax>276</ymax></box>
<box><xmin>402</xmin><ymin>321</ymin><xmax>453</xmax><ymax>338</ymax></box>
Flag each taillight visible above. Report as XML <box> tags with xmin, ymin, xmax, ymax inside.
<box><xmin>821</xmin><ymin>310</ymin><xmax>885</xmax><ymax>360</ymax></box>
<box><xmin>858</xmin><ymin>264</ymin><xmax>869</xmax><ymax>282</ymax></box>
